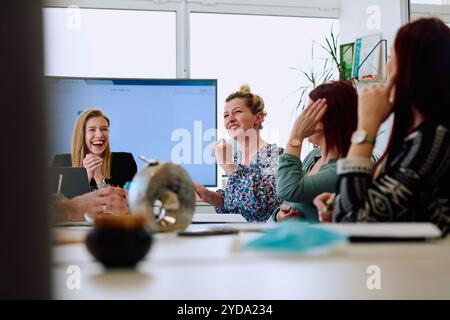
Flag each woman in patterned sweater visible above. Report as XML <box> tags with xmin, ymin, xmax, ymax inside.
<box><xmin>314</xmin><ymin>18</ymin><xmax>450</xmax><ymax>234</ymax></box>
<box><xmin>194</xmin><ymin>85</ymin><xmax>283</xmax><ymax>222</ymax></box>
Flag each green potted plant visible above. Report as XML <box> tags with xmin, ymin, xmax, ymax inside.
<box><xmin>293</xmin><ymin>26</ymin><xmax>351</xmax><ymax>111</ymax></box>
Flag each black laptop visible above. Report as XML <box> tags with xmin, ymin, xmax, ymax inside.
<box><xmin>49</xmin><ymin>167</ymin><xmax>90</xmax><ymax>199</ymax></box>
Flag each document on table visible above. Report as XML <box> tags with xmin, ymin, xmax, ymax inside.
<box><xmin>314</xmin><ymin>223</ymin><xmax>442</xmax><ymax>242</ymax></box>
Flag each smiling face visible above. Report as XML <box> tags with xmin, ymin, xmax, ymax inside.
<box><xmin>223</xmin><ymin>98</ymin><xmax>261</xmax><ymax>140</ymax></box>
<box><xmin>84</xmin><ymin>116</ymin><xmax>109</xmax><ymax>156</ymax></box>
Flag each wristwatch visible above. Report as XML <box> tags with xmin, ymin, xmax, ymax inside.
<box><xmin>97</xmin><ymin>178</ymin><xmax>109</xmax><ymax>189</ymax></box>
<box><xmin>351</xmin><ymin>130</ymin><xmax>376</xmax><ymax>145</ymax></box>
<box><xmin>288</xmin><ymin>138</ymin><xmax>301</xmax><ymax>148</ymax></box>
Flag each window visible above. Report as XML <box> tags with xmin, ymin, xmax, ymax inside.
<box><xmin>43</xmin><ymin>8</ymin><xmax>176</xmax><ymax>78</ymax></box>
<box><xmin>410</xmin><ymin>0</ymin><xmax>450</xmax><ymax>4</ymax></box>
<box><xmin>410</xmin><ymin>0</ymin><xmax>450</xmax><ymax>23</ymax></box>
<box><xmin>190</xmin><ymin>13</ymin><xmax>338</xmax><ymax>157</ymax></box>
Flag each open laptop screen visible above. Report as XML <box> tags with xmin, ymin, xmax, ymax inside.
<box><xmin>49</xmin><ymin>167</ymin><xmax>90</xmax><ymax>199</ymax></box>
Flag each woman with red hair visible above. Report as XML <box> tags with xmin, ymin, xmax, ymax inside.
<box><xmin>274</xmin><ymin>80</ymin><xmax>358</xmax><ymax>222</ymax></box>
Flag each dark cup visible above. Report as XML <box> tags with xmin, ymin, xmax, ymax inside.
<box><xmin>86</xmin><ymin>214</ymin><xmax>152</xmax><ymax>268</ymax></box>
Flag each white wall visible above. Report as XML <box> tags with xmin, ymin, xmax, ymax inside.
<box><xmin>339</xmin><ymin>0</ymin><xmax>408</xmax><ymax>158</ymax></box>
<box><xmin>340</xmin><ymin>0</ymin><xmax>406</xmax><ymax>45</ymax></box>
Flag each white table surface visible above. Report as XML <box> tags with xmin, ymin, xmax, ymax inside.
<box><xmin>53</xmin><ymin>224</ymin><xmax>450</xmax><ymax>300</ymax></box>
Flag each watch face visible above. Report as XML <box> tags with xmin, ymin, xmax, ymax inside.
<box><xmin>289</xmin><ymin>138</ymin><xmax>300</xmax><ymax>147</ymax></box>
<box><xmin>356</xmin><ymin>131</ymin><xmax>364</xmax><ymax>142</ymax></box>
<box><xmin>352</xmin><ymin>131</ymin><xmax>365</xmax><ymax>143</ymax></box>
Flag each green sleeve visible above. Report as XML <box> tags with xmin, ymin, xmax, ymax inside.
<box><xmin>276</xmin><ymin>152</ymin><xmax>338</xmax><ymax>203</ymax></box>
<box><xmin>270</xmin><ymin>206</ymin><xmax>280</xmax><ymax>222</ymax></box>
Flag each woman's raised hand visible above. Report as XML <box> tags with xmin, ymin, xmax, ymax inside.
<box><xmin>358</xmin><ymin>82</ymin><xmax>395</xmax><ymax>132</ymax></box>
<box><xmin>290</xmin><ymin>98</ymin><xmax>328</xmax><ymax>140</ymax></box>
<box><xmin>214</xmin><ymin>139</ymin><xmax>233</xmax><ymax>165</ymax></box>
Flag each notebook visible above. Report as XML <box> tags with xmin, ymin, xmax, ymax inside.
<box><xmin>313</xmin><ymin>223</ymin><xmax>443</xmax><ymax>242</ymax></box>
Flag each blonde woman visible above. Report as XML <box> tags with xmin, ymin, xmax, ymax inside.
<box><xmin>194</xmin><ymin>85</ymin><xmax>283</xmax><ymax>222</ymax></box>
<box><xmin>52</xmin><ymin>108</ymin><xmax>137</xmax><ymax>190</ymax></box>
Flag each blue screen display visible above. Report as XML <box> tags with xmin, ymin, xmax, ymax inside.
<box><xmin>46</xmin><ymin>78</ymin><xmax>217</xmax><ymax>186</ymax></box>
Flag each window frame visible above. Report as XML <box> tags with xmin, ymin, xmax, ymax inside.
<box><xmin>43</xmin><ymin>0</ymin><xmax>340</xmax><ymax>78</ymax></box>
<box><xmin>43</xmin><ymin>0</ymin><xmax>415</xmax><ymax>77</ymax></box>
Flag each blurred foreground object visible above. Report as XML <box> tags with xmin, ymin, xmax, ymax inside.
<box><xmin>86</xmin><ymin>214</ymin><xmax>152</xmax><ymax>268</ymax></box>
<box><xmin>128</xmin><ymin>161</ymin><xmax>196</xmax><ymax>232</ymax></box>
<box><xmin>0</xmin><ymin>1</ymin><xmax>50</xmax><ymax>298</ymax></box>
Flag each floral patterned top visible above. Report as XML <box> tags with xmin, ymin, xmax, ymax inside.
<box><xmin>215</xmin><ymin>144</ymin><xmax>284</xmax><ymax>222</ymax></box>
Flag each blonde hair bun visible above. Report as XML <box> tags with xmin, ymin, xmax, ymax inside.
<box><xmin>239</xmin><ymin>84</ymin><xmax>251</xmax><ymax>94</ymax></box>
<box><xmin>225</xmin><ymin>84</ymin><xmax>266</xmax><ymax>129</ymax></box>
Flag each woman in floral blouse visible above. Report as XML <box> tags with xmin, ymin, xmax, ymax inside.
<box><xmin>194</xmin><ymin>85</ymin><xmax>283</xmax><ymax>222</ymax></box>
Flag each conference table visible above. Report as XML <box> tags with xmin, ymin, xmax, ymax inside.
<box><xmin>52</xmin><ymin>220</ymin><xmax>450</xmax><ymax>300</ymax></box>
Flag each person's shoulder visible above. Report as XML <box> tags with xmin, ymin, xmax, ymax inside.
<box><xmin>407</xmin><ymin>119</ymin><xmax>450</xmax><ymax>143</ymax></box>
<box><xmin>310</xmin><ymin>147</ymin><xmax>321</xmax><ymax>157</ymax></box>
<box><xmin>53</xmin><ymin>153</ymin><xmax>71</xmax><ymax>160</ymax></box>
<box><xmin>112</xmin><ymin>152</ymin><xmax>134</xmax><ymax>159</ymax></box>
<box><xmin>304</xmin><ymin>147</ymin><xmax>320</xmax><ymax>161</ymax></box>
<box><xmin>111</xmin><ymin>152</ymin><xmax>136</xmax><ymax>164</ymax></box>
<box><xmin>266</xmin><ymin>143</ymin><xmax>284</xmax><ymax>155</ymax></box>
<box><xmin>432</xmin><ymin>120</ymin><xmax>449</xmax><ymax>135</ymax></box>
<box><xmin>420</xmin><ymin>119</ymin><xmax>448</xmax><ymax>131</ymax></box>
<box><xmin>298</xmin><ymin>147</ymin><xmax>319</xmax><ymax>167</ymax></box>
<box><xmin>52</xmin><ymin>153</ymin><xmax>71</xmax><ymax>167</ymax></box>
